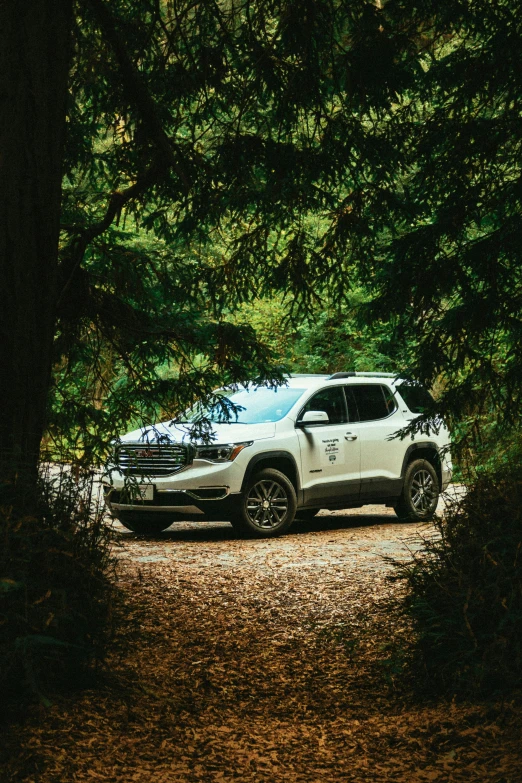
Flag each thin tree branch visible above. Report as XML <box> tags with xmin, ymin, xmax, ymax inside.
<box><xmin>57</xmin><ymin>160</ymin><xmax>163</xmax><ymax>306</ymax></box>
<box><xmin>59</xmin><ymin>0</ymin><xmax>200</xmax><ymax>302</ymax></box>
<box><xmin>86</xmin><ymin>0</ymin><xmax>190</xmax><ymax>191</ymax></box>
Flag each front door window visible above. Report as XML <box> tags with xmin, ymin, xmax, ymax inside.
<box><xmin>300</xmin><ymin>386</ymin><xmax>348</xmax><ymax>425</ymax></box>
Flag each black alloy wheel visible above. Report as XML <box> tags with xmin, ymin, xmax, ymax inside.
<box><xmin>231</xmin><ymin>468</ymin><xmax>297</xmax><ymax>537</ymax></box>
<box><xmin>394</xmin><ymin>458</ymin><xmax>439</xmax><ymax>522</ymax></box>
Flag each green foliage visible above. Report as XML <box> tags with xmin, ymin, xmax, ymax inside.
<box><xmin>450</xmin><ymin>416</ymin><xmax>522</xmax><ymax>483</ymax></box>
<box><xmin>50</xmin><ymin>220</ymin><xmax>288</xmax><ymax>461</ymax></box>
<box><xmin>9</xmin><ymin>0</ymin><xmax>522</xmax><ymax>709</ymax></box>
<box><xmin>51</xmin><ymin>2</ymin><xmax>522</xmax><ymax>700</ymax></box>
<box><xmin>56</xmin><ymin>0</ymin><xmax>522</xmax><ymax>453</ymax></box>
<box><xmin>232</xmin><ymin>288</ymin><xmax>409</xmax><ymax>376</ymax></box>
<box><xmin>395</xmin><ymin>465</ymin><xmax>522</xmax><ymax>693</ymax></box>
<box><xmin>0</xmin><ymin>466</ymin><xmax>116</xmax><ymax>705</ymax></box>
<box><xmin>288</xmin><ymin>303</ymin><xmax>404</xmax><ymax>375</ymax></box>
<box><xmin>52</xmin><ymin>0</ymin><xmax>418</xmax><ymax>455</ymax></box>
<box><xmin>351</xmin><ymin>0</ymin><xmax>522</xmax><ymax>435</ymax></box>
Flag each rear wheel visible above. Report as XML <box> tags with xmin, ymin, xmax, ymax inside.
<box><xmin>394</xmin><ymin>459</ymin><xmax>439</xmax><ymax>522</ymax></box>
<box><xmin>115</xmin><ymin>512</ymin><xmax>173</xmax><ymax>535</ymax></box>
<box><xmin>231</xmin><ymin>468</ymin><xmax>297</xmax><ymax>538</ymax></box>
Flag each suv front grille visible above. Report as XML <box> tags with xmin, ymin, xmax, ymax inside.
<box><xmin>116</xmin><ymin>442</ymin><xmax>190</xmax><ymax>476</ymax></box>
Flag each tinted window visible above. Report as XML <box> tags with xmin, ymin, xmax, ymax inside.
<box><xmin>382</xmin><ymin>385</ymin><xmax>398</xmax><ymax>415</ymax></box>
<box><xmin>300</xmin><ymin>387</ymin><xmax>347</xmax><ymax>425</ymax></box>
<box><xmin>351</xmin><ymin>385</ymin><xmax>393</xmax><ymax>422</ymax></box>
<box><xmin>397</xmin><ymin>383</ymin><xmax>434</xmax><ymax>414</ymax></box>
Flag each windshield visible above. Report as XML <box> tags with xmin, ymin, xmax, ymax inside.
<box><xmin>180</xmin><ymin>386</ymin><xmax>306</xmax><ymax>424</ymax></box>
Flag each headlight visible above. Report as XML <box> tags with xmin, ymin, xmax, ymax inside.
<box><xmin>195</xmin><ymin>441</ymin><xmax>253</xmax><ymax>463</ymax></box>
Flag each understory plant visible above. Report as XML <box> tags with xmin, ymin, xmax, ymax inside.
<box><xmin>0</xmin><ymin>463</ymin><xmax>116</xmax><ymax>709</ymax></box>
<box><xmin>395</xmin><ymin>463</ymin><xmax>522</xmax><ymax>694</ymax></box>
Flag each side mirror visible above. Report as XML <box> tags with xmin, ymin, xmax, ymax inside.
<box><xmin>296</xmin><ymin>410</ymin><xmax>330</xmax><ymax>427</ymax></box>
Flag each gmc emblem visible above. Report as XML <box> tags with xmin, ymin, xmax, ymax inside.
<box><xmin>136</xmin><ymin>448</ymin><xmax>156</xmax><ymax>458</ymax></box>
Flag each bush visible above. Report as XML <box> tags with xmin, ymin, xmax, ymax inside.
<box><xmin>396</xmin><ymin>466</ymin><xmax>522</xmax><ymax>693</ymax></box>
<box><xmin>0</xmin><ymin>464</ymin><xmax>116</xmax><ymax>707</ymax></box>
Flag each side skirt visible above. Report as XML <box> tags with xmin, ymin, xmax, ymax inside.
<box><xmin>302</xmin><ymin>476</ymin><xmax>403</xmax><ymax>508</ymax></box>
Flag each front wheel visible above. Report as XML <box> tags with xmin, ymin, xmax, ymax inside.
<box><xmin>230</xmin><ymin>468</ymin><xmax>297</xmax><ymax>538</ymax></box>
<box><xmin>394</xmin><ymin>459</ymin><xmax>439</xmax><ymax>522</ymax></box>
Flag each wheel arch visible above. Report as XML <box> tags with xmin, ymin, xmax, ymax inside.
<box><xmin>241</xmin><ymin>451</ymin><xmax>300</xmax><ymax>495</ymax></box>
<box><xmin>401</xmin><ymin>442</ymin><xmax>442</xmax><ymax>487</ymax></box>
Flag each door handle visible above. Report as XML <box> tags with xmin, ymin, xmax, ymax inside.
<box><xmin>345</xmin><ymin>433</ymin><xmax>357</xmax><ymax>441</ymax></box>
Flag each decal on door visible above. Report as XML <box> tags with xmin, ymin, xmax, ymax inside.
<box><xmin>321</xmin><ymin>437</ymin><xmax>344</xmax><ymax>467</ymax></box>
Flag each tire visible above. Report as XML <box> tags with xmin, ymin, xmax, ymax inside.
<box><xmin>295</xmin><ymin>508</ymin><xmax>320</xmax><ymax>521</ymax></box>
<box><xmin>394</xmin><ymin>459</ymin><xmax>439</xmax><ymax>522</ymax></box>
<box><xmin>230</xmin><ymin>468</ymin><xmax>297</xmax><ymax>538</ymax></box>
<box><xmin>115</xmin><ymin>512</ymin><xmax>173</xmax><ymax>535</ymax></box>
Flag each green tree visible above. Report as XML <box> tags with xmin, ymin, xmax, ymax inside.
<box><xmin>2</xmin><ymin>0</ymin><xmax>412</xmax><ymax>504</ymax></box>
<box><xmin>345</xmin><ymin>0</ymin><xmax>522</xmax><ymax>438</ymax></box>
<box><xmin>232</xmin><ymin>289</ymin><xmax>408</xmax><ymax>374</ymax></box>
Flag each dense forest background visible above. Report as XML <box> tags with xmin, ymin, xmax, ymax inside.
<box><xmin>2</xmin><ymin>0</ymin><xmax>522</xmax><ymax>706</ymax></box>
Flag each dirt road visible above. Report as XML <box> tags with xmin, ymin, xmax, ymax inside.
<box><xmin>4</xmin><ymin>499</ymin><xmax>521</xmax><ymax>782</ymax></box>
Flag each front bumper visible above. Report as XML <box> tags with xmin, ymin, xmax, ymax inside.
<box><xmin>104</xmin><ymin>485</ymin><xmax>240</xmax><ymax>520</ymax></box>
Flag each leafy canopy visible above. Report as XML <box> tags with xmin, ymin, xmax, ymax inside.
<box><xmin>353</xmin><ymin>0</ymin><xmax>522</xmax><ymax>437</ymax></box>
<box><xmin>54</xmin><ymin>0</ymin><xmax>522</xmax><ymax>458</ymax></box>
<box><xmin>54</xmin><ymin>0</ymin><xmax>410</xmax><ymax>458</ymax></box>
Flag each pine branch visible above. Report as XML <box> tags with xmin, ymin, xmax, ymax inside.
<box><xmin>86</xmin><ymin>0</ymin><xmax>190</xmax><ymax>190</ymax></box>
<box><xmin>59</xmin><ymin>0</ymin><xmax>196</xmax><ymax>302</ymax></box>
<box><xmin>57</xmin><ymin>161</ymin><xmax>162</xmax><ymax>306</ymax></box>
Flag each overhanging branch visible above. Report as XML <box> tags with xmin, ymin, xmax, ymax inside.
<box><xmin>57</xmin><ymin>160</ymin><xmax>163</xmax><ymax>306</ymax></box>
<box><xmin>59</xmin><ymin>0</ymin><xmax>196</xmax><ymax>302</ymax></box>
<box><xmin>86</xmin><ymin>0</ymin><xmax>190</xmax><ymax>190</ymax></box>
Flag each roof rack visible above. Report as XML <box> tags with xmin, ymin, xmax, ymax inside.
<box><xmin>327</xmin><ymin>372</ymin><xmax>397</xmax><ymax>380</ymax></box>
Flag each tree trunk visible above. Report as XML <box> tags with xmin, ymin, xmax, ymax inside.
<box><xmin>0</xmin><ymin>0</ymin><xmax>72</xmax><ymax>511</ymax></box>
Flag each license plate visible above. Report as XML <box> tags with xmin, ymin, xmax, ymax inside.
<box><xmin>136</xmin><ymin>484</ymin><xmax>154</xmax><ymax>501</ymax></box>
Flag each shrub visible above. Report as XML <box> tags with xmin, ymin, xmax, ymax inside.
<box><xmin>0</xmin><ymin>464</ymin><xmax>116</xmax><ymax>707</ymax></box>
<box><xmin>396</xmin><ymin>466</ymin><xmax>522</xmax><ymax>693</ymax></box>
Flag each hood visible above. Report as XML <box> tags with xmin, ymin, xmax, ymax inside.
<box><xmin>119</xmin><ymin>420</ymin><xmax>276</xmax><ymax>445</ymax></box>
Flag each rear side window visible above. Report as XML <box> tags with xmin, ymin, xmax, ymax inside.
<box><xmin>397</xmin><ymin>383</ymin><xmax>434</xmax><ymax>414</ymax></box>
<box><xmin>350</xmin><ymin>384</ymin><xmax>396</xmax><ymax>422</ymax></box>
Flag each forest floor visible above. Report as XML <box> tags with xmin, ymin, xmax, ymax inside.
<box><xmin>3</xmin><ymin>499</ymin><xmax>522</xmax><ymax>782</ymax></box>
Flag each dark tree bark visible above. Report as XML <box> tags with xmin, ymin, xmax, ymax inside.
<box><xmin>0</xmin><ymin>0</ymin><xmax>72</xmax><ymax>509</ymax></box>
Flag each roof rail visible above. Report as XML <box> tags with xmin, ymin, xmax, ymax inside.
<box><xmin>327</xmin><ymin>371</ymin><xmax>397</xmax><ymax>380</ymax></box>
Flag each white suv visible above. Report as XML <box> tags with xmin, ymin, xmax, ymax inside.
<box><xmin>104</xmin><ymin>373</ymin><xmax>452</xmax><ymax>537</ymax></box>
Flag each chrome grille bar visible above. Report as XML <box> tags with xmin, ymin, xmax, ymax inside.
<box><xmin>116</xmin><ymin>442</ymin><xmax>189</xmax><ymax>476</ymax></box>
